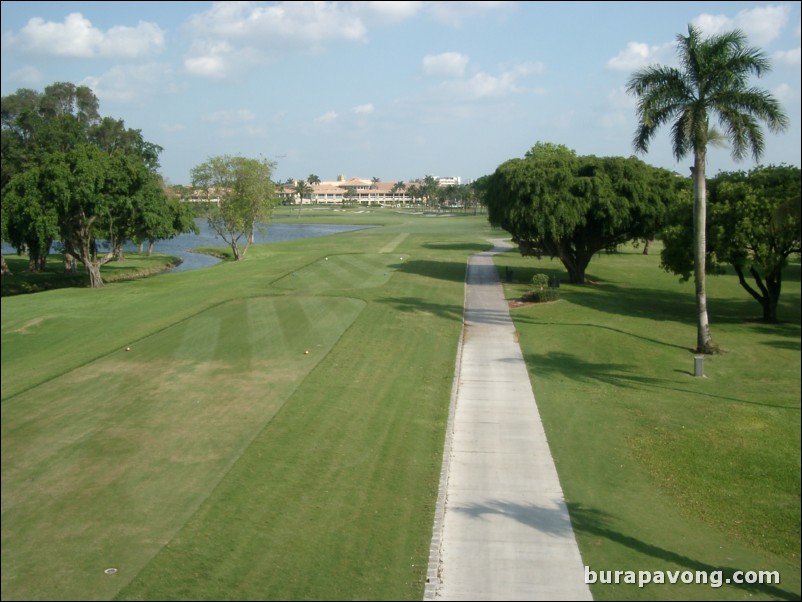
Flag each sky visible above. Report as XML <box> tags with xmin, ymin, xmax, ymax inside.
<box><xmin>1</xmin><ymin>1</ymin><xmax>800</xmax><ymax>186</ymax></box>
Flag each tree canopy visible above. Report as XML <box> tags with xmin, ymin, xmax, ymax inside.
<box><xmin>486</xmin><ymin>143</ymin><xmax>687</xmax><ymax>283</ymax></box>
<box><xmin>627</xmin><ymin>24</ymin><xmax>789</xmax><ymax>352</ymax></box>
<box><xmin>191</xmin><ymin>155</ymin><xmax>277</xmax><ymax>260</ymax></box>
<box><xmin>661</xmin><ymin>164</ymin><xmax>801</xmax><ymax>322</ymax></box>
<box><xmin>2</xmin><ymin>82</ymin><xmax>195</xmax><ymax>286</ymax></box>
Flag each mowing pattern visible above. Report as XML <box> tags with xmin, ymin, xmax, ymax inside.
<box><xmin>1</xmin><ymin>296</ymin><xmax>364</xmax><ymax>601</ymax></box>
<box><xmin>273</xmin><ymin>253</ymin><xmax>403</xmax><ymax>292</ymax></box>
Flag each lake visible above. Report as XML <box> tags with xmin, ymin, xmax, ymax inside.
<box><xmin>2</xmin><ymin>219</ymin><xmax>374</xmax><ymax>273</ymax></box>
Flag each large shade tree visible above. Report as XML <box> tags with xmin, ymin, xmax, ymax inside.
<box><xmin>2</xmin><ymin>82</ymin><xmax>191</xmax><ymax>281</ymax></box>
<box><xmin>626</xmin><ymin>24</ymin><xmax>788</xmax><ymax>353</ymax></box>
<box><xmin>661</xmin><ymin>165</ymin><xmax>800</xmax><ymax>322</ymax></box>
<box><xmin>486</xmin><ymin>142</ymin><xmax>686</xmax><ymax>284</ymax></box>
<box><xmin>2</xmin><ymin>83</ymin><xmax>101</xmax><ymax>271</ymax></box>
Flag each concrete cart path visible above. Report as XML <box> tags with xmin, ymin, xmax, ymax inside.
<box><xmin>425</xmin><ymin>240</ymin><xmax>593</xmax><ymax>601</ymax></box>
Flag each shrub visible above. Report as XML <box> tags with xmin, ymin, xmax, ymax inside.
<box><xmin>522</xmin><ymin>273</ymin><xmax>560</xmax><ymax>303</ymax></box>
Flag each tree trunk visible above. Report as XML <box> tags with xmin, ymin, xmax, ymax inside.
<box><xmin>86</xmin><ymin>262</ymin><xmax>104</xmax><ymax>288</ymax></box>
<box><xmin>735</xmin><ymin>265</ymin><xmax>782</xmax><ymax>323</ymax></box>
<box><xmin>1</xmin><ymin>254</ymin><xmax>11</xmax><ymax>275</ymax></box>
<box><xmin>558</xmin><ymin>246</ymin><xmax>589</xmax><ymax>284</ymax></box>
<box><xmin>64</xmin><ymin>252</ymin><xmax>77</xmax><ymax>273</ymax></box>
<box><xmin>147</xmin><ymin>240</ymin><xmax>155</xmax><ymax>256</ymax></box>
<box><xmin>691</xmin><ymin>158</ymin><xmax>716</xmax><ymax>353</ymax></box>
<box><xmin>642</xmin><ymin>239</ymin><xmax>652</xmax><ymax>255</ymax></box>
<box><xmin>765</xmin><ymin>272</ymin><xmax>781</xmax><ymax>323</ymax></box>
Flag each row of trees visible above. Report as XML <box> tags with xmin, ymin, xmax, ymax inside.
<box><xmin>487</xmin><ymin>144</ymin><xmax>799</xmax><ymax>322</ymax></box>
<box><xmin>1</xmin><ymin>82</ymin><xmax>196</xmax><ymax>287</ymax></box>
<box><xmin>487</xmin><ymin>24</ymin><xmax>796</xmax><ymax>352</ymax></box>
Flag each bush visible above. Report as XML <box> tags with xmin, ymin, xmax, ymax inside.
<box><xmin>522</xmin><ymin>273</ymin><xmax>560</xmax><ymax>303</ymax></box>
<box><xmin>521</xmin><ymin>288</ymin><xmax>560</xmax><ymax>303</ymax></box>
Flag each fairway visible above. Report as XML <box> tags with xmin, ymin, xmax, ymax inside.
<box><xmin>2</xmin><ymin>212</ymin><xmax>494</xmax><ymax>601</ymax></box>
<box><xmin>2</xmin><ymin>210</ymin><xmax>800</xmax><ymax>601</ymax></box>
<box><xmin>2</xmin><ymin>296</ymin><xmax>365</xmax><ymax>600</ymax></box>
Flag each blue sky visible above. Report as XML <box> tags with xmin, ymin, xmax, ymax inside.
<box><xmin>2</xmin><ymin>1</ymin><xmax>800</xmax><ymax>186</ymax></box>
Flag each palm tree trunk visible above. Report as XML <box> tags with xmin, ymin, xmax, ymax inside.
<box><xmin>691</xmin><ymin>157</ymin><xmax>716</xmax><ymax>353</ymax></box>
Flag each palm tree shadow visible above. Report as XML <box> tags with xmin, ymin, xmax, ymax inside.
<box><xmin>452</xmin><ymin>500</ymin><xmax>799</xmax><ymax>599</ymax></box>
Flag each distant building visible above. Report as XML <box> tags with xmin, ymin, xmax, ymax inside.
<box><xmin>276</xmin><ymin>175</ymin><xmax>461</xmax><ymax>206</ymax></box>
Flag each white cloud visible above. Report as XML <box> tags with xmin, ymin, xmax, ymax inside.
<box><xmin>693</xmin><ymin>5</ymin><xmax>790</xmax><ymax>47</ymax></box>
<box><xmin>7</xmin><ymin>65</ymin><xmax>44</xmax><ymax>86</ymax></box>
<box><xmin>162</xmin><ymin>123</ymin><xmax>186</xmax><ymax>133</ymax></box>
<box><xmin>81</xmin><ymin>63</ymin><xmax>174</xmax><ymax>105</ymax></box>
<box><xmin>352</xmin><ymin>1</ymin><xmax>424</xmax><ymax>24</ymax></box>
<box><xmin>353</xmin><ymin>104</ymin><xmax>375</xmax><ymax>114</ymax></box>
<box><xmin>607</xmin><ymin>41</ymin><xmax>676</xmax><ymax>72</ymax></box>
<box><xmin>184</xmin><ymin>1</ymin><xmax>368</xmax><ymax>78</ymax></box>
<box><xmin>181</xmin><ymin>1</ymin><xmax>515</xmax><ymax>78</ymax></box>
<box><xmin>184</xmin><ymin>40</ymin><xmax>235</xmax><ymax>78</ymax></box>
<box><xmin>425</xmin><ymin>1</ymin><xmax>514</xmax><ymax>26</ymax></box>
<box><xmin>433</xmin><ymin>60</ymin><xmax>543</xmax><ymax>100</ymax></box>
<box><xmin>4</xmin><ymin>12</ymin><xmax>164</xmax><ymax>58</ymax></box>
<box><xmin>202</xmin><ymin>109</ymin><xmax>257</xmax><ymax>125</ymax></box>
<box><xmin>316</xmin><ymin>111</ymin><xmax>338</xmax><ymax>123</ymax></box>
<box><xmin>447</xmin><ymin>71</ymin><xmax>518</xmax><ymax>99</ymax></box>
<box><xmin>774</xmin><ymin>47</ymin><xmax>801</xmax><ymax>67</ymax></box>
<box><xmin>611</xmin><ymin>6</ymin><xmax>793</xmax><ymax>74</ymax></box>
<box><xmin>772</xmin><ymin>82</ymin><xmax>799</xmax><ymax>103</ymax></box>
<box><xmin>423</xmin><ymin>52</ymin><xmax>470</xmax><ymax>77</ymax></box>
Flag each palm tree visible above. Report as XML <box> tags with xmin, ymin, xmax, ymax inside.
<box><xmin>308</xmin><ymin>174</ymin><xmax>320</xmax><ymax>186</ymax></box>
<box><xmin>371</xmin><ymin>177</ymin><xmax>380</xmax><ymax>189</ymax></box>
<box><xmin>390</xmin><ymin>181</ymin><xmax>406</xmax><ymax>204</ymax></box>
<box><xmin>626</xmin><ymin>24</ymin><xmax>788</xmax><ymax>354</ymax></box>
<box><xmin>294</xmin><ymin>179</ymin><xmax>312</xmax><ymax>216</ymax></box>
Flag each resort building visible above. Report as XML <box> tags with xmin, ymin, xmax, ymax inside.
<box><xmin>276</xmin><ymin>176</ymin><xmax>462</xmax><ymax>206</ymax></box>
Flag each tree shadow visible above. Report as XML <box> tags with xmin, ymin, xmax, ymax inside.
<box><xmin>377</xmin><ymin>296</ymin><xmax>464</xmax><ymax>321</ymax></box>
<box><xmin>452</xmin><ymin>500</ymin><xmax>799</xmax><ymax>599</ymax></box>
<box><xmin>423</xmin><ymin>242</ymin><xmax>493</xmax><ymax>253</ymax></box>
<box><xmin>390</xmin><ymin>259</ymin><xmax>467</xmax><ymax>283</ymax></box>
<box><xmin>565</xmin><ymin>282</ymin><xmax>761</xmax><ymax>326</ymax></box>
<box><xmin>464</xmin><ymin>307</ymin><xmax>515</xmax><ymax>327</ymax></box>
<box><xmin>454</xmin><ymin>498</ymin><xmax>574</xmax><ymax>537</ymax></box>
<box><xmin>523</xmin><ymin>350</ymin><xmax>799</xmax><ymax>410</ymax></box>
<box><xmin>513</xmin><ymin>316</ymin><xmax>691</xmax><ymax>352</ymax></box>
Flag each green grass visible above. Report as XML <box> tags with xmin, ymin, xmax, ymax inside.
<box><xmin>1</xmin><ymin>213</ymin><xmax>495</xmax><ymax>601</ymax></box>
<box><xmin>496</xmin><ymin>243</ymin><xmax>801</xmax><ymax>600</ymax></box>
<box><xmin>2</xmin><ymin>215</ymin><xmax>799</xmax><ymax>600</ymax></box>
<box><xmin>1</xmin><ymin>252</ymin><xmax>181</xmax><ymax>296</ymax></box>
